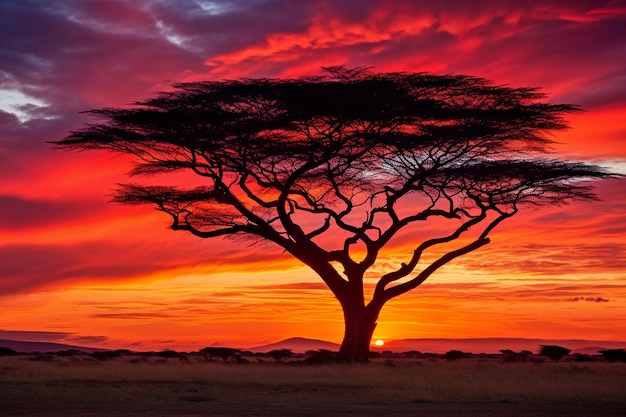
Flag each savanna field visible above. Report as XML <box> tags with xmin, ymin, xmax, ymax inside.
<box><xmin>1</xmin><ymin>352</ymin><xmax>625</xmax><ymax>417</ymax></box>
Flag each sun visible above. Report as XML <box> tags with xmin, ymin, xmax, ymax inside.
<box><xmin>374</xmin><ymin>339</ymin><xmax>385</xmax><ymax>347</ymax></box>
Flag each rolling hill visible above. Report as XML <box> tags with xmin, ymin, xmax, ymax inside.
<box><xmin>0</xmin><ymin>339</ymin><xmax>107</xmax><ymax>354</ymax></box>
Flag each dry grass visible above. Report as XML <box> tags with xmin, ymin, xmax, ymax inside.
<box><xmin>1</xmin><ymin>356</ymin><xmax>625</xmax><ymax>416</ymax></box>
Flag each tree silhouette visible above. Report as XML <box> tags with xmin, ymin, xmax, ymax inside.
<box><xmin>55</xmin><ymin>67</ymin><xmax>617</xmax><ymax>362</ymax></box>
<box><xmin>599</xmin><ymin>349</ymin><xmax>626</xmax><ymax>362</ymax></box>
<box><xmin>198</xmin><ymin>347</ymin><xmax>241</xmax><ymax>362</ymax></box>
<box><xmin>539</xmin><ymin>345</ymin><xmax>571</xmax><ymax>361</ymax></box>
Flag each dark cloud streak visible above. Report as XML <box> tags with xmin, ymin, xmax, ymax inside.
<box><xmin>0</xmin><ymin>195</ymin><xmax>107</xmax><ymax>230</ymax></box>
<box><xmin>0</xmin><ymin>237</ymin><xmax>293</xmax><ymax>295</ymax></box>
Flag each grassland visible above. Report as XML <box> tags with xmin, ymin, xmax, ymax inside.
<box><xmin>1</xmin><ymin>355</ymin><xmax>625</xmax><ymax>416</ymax></box>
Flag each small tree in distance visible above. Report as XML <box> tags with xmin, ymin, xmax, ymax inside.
<box><xmin>599</xmin><ymin>349</ymin><xmax>626</xmax><ymax>362</ymax></box>
<box><xmin>55</xmin><ymin>67</ymin><xmax>617</xmax><ymax>363</ymax></box>
<box><xmin>199</xmin><ymin>347</ymin><xmax>241</xmax><ymax>362</ymax></box>
<box><xmin>539</xmin><ymin>345</ymin><xmax>571</xmax><ymax>361</ymax></box>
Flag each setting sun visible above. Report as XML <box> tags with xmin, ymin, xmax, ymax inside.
<box><xmin>374</xmin><ymin>340</ymin><xmax>385</xmax><ymax>347</ymax></box>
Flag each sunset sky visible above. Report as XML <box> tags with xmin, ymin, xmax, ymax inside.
<box><xmin>1</xmin><ymin>0</ymin><xmax>625</xmax><ymax>352</ymax></box>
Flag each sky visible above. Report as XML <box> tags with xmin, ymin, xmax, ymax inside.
<box><xmin>0</xmin><ymin>0</ymin><xmax>625</xmax><ymax>352</ymax></box>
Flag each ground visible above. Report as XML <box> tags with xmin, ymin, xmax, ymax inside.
<box><xmin>1</xmin><ymin>355</ymin><xmax>625</xmax><ymax>416</ymax></box>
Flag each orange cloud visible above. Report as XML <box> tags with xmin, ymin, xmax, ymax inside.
<box><xmin>556</xmin><ymin>106</ymin><xmax>626</xmax><ymax>159</ymax></box>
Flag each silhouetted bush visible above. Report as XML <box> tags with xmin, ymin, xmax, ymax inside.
<box><xmin>156</xmin><ymin>349</ymin><xmax>181</xmax><ymax>359</ymax></box>
<box><xmin>91</xmin><ymin>350</ymin><xmax>122</xmax><ymax>361</ymax></box>
<box><xmin>199</xmin><ymin>347</ymin><xmax>242</xmax><ymax>362</ymax></box>
<box><xmin>599</xmin><ymin>349</ymin><xmax>626</xmax><ymax>362</ymax></box>
<box><xmin>539</xmin><ymin>345</ymin><xmax>571</xmax><ymax>361</ymax></box>
<box><xmin>0</xmin><ymin>347</ymin><xmax>19</xmax><ymax>356</ymax></box>
<box><xmin>442</xmin><ymin>350</ymin><xmax>471</xmax><ymax>360</ymax></box>
<box><xmin>381</xmin><ymin>350</ymin><xmax>398</xmax><ymax>358</ymax></box>
<box><xmin>304</xmin><ymin>349</ymin><xmax>337</xmax><ymax>365</ymax></box>
<box><xmin>233</xmin><ymin>355</ymin><xmax>249</xmax><ymax>364</ymax></box>
<box><xmin>402</xmin><ymin>350</ymin><xmax>422</xmax><ymax>358</ymax></box>
<box><xmin>500</xmin><ymin>349</ymin><xmax>531</xmax><ymax>363</ymax></box>
<box><xmin>56</xmin><ymin>349</ymin><xmax>87</xmax><ymax>357</ymax></box>
<box><xmin>268</xmin><ymin>349</ymin><xmax>293</xmax><ymax>361</ymax></box>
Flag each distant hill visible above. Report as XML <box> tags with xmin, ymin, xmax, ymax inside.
<box><xmin>0</xmin><ymin>339</ymin><xmax>107</xmax><ymax>354</ymax></box>
<box><xmin>248</xmin><ymin>337</ymin><xmax>625</xmax><ymax>355</ymax></box>
<box><xmin>572</xmin><ymin>346</ymin><xmax>614</xmax><ymax>355</ymax></box>
<box><xmin>2</xmin><ymin>336</ymin><xmax>623</xmax><ymax>355</ymax></box>
<box><xmin>247</xmin><ymin>337</ymin><xmax>340</xmax><ymax>353</ymax></box>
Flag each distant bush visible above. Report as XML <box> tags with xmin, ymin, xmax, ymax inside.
<box><xmin>599</xmin><ymin>349</ymin><xmax>626</xmax><ymax>362</ymax></box>
<box><xmin>539</xmin><ymin>345</ymin><xmax>570</xmax><ymax>361</ymax></box>
<box><xmin>56</xmin><ymin>349</ymin><xmax>87</xmax><ymax>357</ymax></box>
<box><xmin>199</xmin><ymin>347</ymin><xmax>242</xmax><ymax>362</ymax></box>
<box><xmin>442</xmin><ymin>350</ymin><xmax>471</xmax><ymax>360</ymax></box>
<box><xmin>268</xmin><ymin>349</ymin><xmax>293</xmax><ymax>361</ymax></box>
<box><xmin>402</xmin><ymin>350</ymin><xmax>422</xmax><ymax>358</ymax></box>
<box><xmin>91</xmin><ymin>350</ymin><xmax>122</xmax><ymax>361</ymax></box>
<box><xmin>156</xmin><ymin>350</ymin><xmax>182</xmax><ymax>359</ymax></box>
<box><xmin>500</xmin><ymin>349</ymin><xmax>531</xmax><ymax>363</ymax></box>
<box><xmin>0</xmin><ymin>347</ymin><xmax>19</xmax><ymax>356</ymax></box>
<box><xmin>304</xmin><ymin>349</ymin><xmax>337</xmax><ymax>365</ymax></box>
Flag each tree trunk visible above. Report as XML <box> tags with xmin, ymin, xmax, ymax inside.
<box><xmin>336</xmin><ymin>301</ymin><xmax>378</xmax><ymax>363</ymax></box>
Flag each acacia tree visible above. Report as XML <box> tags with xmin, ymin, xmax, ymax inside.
<box><xmin>55</xmin><ymin>67</ymin><xmax>615</xmax><ymax>362</ymax></box>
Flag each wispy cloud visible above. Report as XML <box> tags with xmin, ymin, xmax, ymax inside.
<box><xmin>0</xmin><ymin>330</ymin><xmax>71</xmax><ymax>342</ymax></box>
<box><xmin>0</xmin><ymin>329</ymin><xmax>109</xmax><ymax>346</ymax></box>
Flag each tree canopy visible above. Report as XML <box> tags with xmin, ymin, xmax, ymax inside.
<box><xmin>55</xmin><ymin>67</ymin><xmax>616</xmax><ymax>362</ymax></box>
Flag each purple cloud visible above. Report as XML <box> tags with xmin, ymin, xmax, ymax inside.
<box><xmin>0</xmin><ymin>195</ymin><xmax>108</xmax><ymax>230</ymax></box>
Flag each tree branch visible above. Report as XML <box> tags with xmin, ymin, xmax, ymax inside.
<box><xmin>371</xmin><ymin>208</ymin><xmax>488</xmax><ymax>300</ymax></box>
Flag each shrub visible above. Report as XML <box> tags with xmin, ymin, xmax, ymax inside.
<box><xmin>599</xmin><ymin>349</ymin><xmax>626</xmax><ymax>362</ymax></box>
<box><xmin>500</xmin><ymin>349</ymin><xmax>531</xmax><ymax>363</ymax></box>
<box><xmin>91</xmin><ymin>350</ymin><xmax>122</xmax><ymax>361</ymax></box>
<box><xmin>539</xmin><ymin>345</ymin><xmax>571</xmax><ymax>361</ymax></box>
<box><xmin>0</xmin><ymin>347</ymin><xmax>19</xmax><ymax>356</ymax></box>
<box><xmin>56</xmin><ymin>349</ymin><xmax>87</xmax><ymax>357</ymax></box>
<box><xmin>304</xmin><ymin>349</ymin><xmax>337</xmax><ymax>365</ymax></box>
<box><xmin>156</xmin><ymin>350</ymin><xmax>182</xmax><ymax>359</ymax></box>
<box><xmin>199</xmin><ymin>347</ymin><xmax>242</xmax><ymax>362</ymax></box>
<box><xmin>268</xmin><ymin>349</ymin><xmax>293</xmax><ymax>361</ymax></box>
<box><xmin>442</xmin><ymin>350</ymin><xmax>471</xmax><ymax>360</ymax></box>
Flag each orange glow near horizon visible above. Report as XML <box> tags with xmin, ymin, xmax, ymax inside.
<box><xmin>1</xmin><ymin>0</ymin><xmax>625</xmax><ymax>351</ymax></box>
